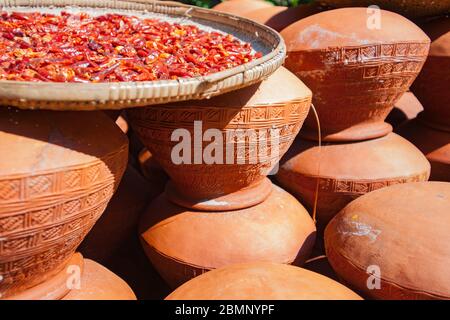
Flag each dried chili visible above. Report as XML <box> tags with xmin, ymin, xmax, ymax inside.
<box><xmin>0</xmin><ymin>11</ymin><xmax>262</xmax><ymax>82</ymax></box>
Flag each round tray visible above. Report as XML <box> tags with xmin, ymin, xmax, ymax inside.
<box><xmin>0</xmin><ymin>0</ymin><xmax>285</xmax><ymax>110</ymax></box>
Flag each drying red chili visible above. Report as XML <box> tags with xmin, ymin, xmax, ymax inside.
<box><xmin>0</xmin><ymin>11</ymin><xmax>262</xmax><ymax>82</ymax></box>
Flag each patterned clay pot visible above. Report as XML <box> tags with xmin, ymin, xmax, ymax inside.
<box><xmin>128</xmin><ymin>67</ymin><xmax>312</xmax><ymax>211</ymax></box>
<box><xmin>317</xmin><ymin>0</ymin><xmax>450</xmax><ymax>18</ymax></box>
<box><xmin>213</xmin><ymin>0</ymin><xmax>274</xmax><ymax>15</ymax></box>
<box><xmin>325</xmin><ymin>182</ymin><xmax>450</xmax><ymax>299</ymax></box>
<box><xmin>276</xmin><ymin>132</ymin><xmax>430</xmax><ymax>229</ymax></box>
<box><xmin>281</xmin><ymin>8</ymin><xmax>430</xmax><ymax>142</ymax></box>
<box><xmin>0</xmin><ymin>108</ymin><xmax>128</xmax><ymax>299</ymax></box>
<box><xmin>411</xmin><ymin>17</ymin><xmax>450</xmax><ymax>131</ymax></box>
<box><xmin>166</xmin><ymin>262</ymin><xmax>362</xmax><ymax>300</ymax></box>
<box><xmin>397</xmin><ymin>119</ymin><xmax>450</xmax><ymax>182</ymax></box>
<box><xmin>241</xmin><ymin>4</ymin><xmax>322</xmax><ymax>32</ymax></box>
<box><xmin>139</xmin><ymin>184</ymin><xmax>316</xmax><ymax>288</ymax></box>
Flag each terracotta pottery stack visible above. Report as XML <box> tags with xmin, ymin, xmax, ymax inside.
<box><xmin>128</xmin><ymin>67</ymin><xmax>317</xmax><ymax>288</ymax></box>
<box><xmin>0</xmin><ymin>108</ymin><xmax>135</xmax><ymax>300</ymax></box>
<box><xmin>166</xmin><ymin>262</ymin><xmax>362</xmax><ymax>300</ymax></box>
<box><xmin>398</xmin><ymin>17</ymin><xmax>450</xmax><ymax>182</ymax></box>
<box><xmin>325</xmin><ymin>182</ymin><xmax>450</xmax><ymax>299</ymax></box>
<box><xmin>276</xmin><ymin>8</ymin><xmax>432</xmax><ymax>229</ymax></box>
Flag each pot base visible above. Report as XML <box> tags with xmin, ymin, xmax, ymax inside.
<box><xmin>300</xmin><ymin>121</ymin><xmax>393</xmax><ymax>142</ymax></box>
<box><xmin>276</xmin><ymin>133</ymin><xmax>430</xmax><ymax>230</ymax></box>
<box><xmin>165</xmin><ymin>177</ymin><xmax>273</xmax><ymax>211</ymax></box>
<box><xmin>139</xmin><ymin>183</ymin><xmax>316</xmax><ymax>288</ymax></box>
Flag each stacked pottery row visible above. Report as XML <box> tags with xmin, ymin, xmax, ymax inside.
<box><xmin>0</xmin><ymin>110</ymin><xmax>135</xmax><ymax>299</ymax></box>
<box><xmin>274</xmin><ymin>8</ymin><xmax>432</xmax><ymax>229</ymax></box>
<box><xmin>128</xmin><ymin>67</ymin><xmax>318</xmax><ymax>288</ymax></box>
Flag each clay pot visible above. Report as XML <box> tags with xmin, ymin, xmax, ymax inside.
<box><xmin>0</xmin><ymin>108</ymin><xmax>128</xmax><ymax>299</ymax></box>
<box><xmin>128</xmin><ymin>67</ymin><xmax>312</xmax><ymax>211</ymax></box>
<box><xmin>397</xmin><ymin>119</ymin><xmax>450</xmax><ymax>182</ymax></box>
<box><xmin>139</xmin><ymin>184</ymin><xmax>316</xmax><ymax>288</ymax></box>
<box><xmin>386</xmin><ymin>91</ymin><xmax>423</xmax><ymax>127</ymax></box>
<box><xmin>276</xmin><ymin>132</ymin><xmax>430</xmax><ymax>229</ymax></box>
<box><xmin>241</xmin><ymin>4</ymin><xmax>322</xmax><ymax>32</ymax></box>
<box><xmin>213</xmin><ymin>0</ymin><xmax>274</xmax><ymax>16</ymax></box>
<box><xmin>411</xmin><ymin>17</ymin><xmax>450</xmax><ymax>131</ymax></box>
<box><xmin>317</xmin><ymin>0</ymin><xmax>450</xmax><ymax>18</ymax></box>
<box><xmin>62</xmin><ymin>258</ymin><xmax>136</xmax><ymax>300</ymax></box>
<box><xmin>166</xmin><ymin>262</ymin><xmax>362</xmax><ymax>300</ymax></box>
<box><xmin>281</xmin><ymin>8</ymin><xmax>430</xmax><ymax>141</ymax></box>
<box><xmin>325</xmin><ymin>181</ymin><xmax>450</xmax><ymax>299</ymax></box>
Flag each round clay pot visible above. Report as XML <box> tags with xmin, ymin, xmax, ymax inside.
<box><xmin>317</xmin><ymin>0</ymin><xmax>450</xmax><ymax>18</ymax></box>
<box><xmin>325</xmin><ymin>181</ymin><xmax>450</xmax><ymax>299</ymax></box>
<box><xmin>241</xmin><ymin>4</ymin><xmax>322</xmax><ymax>32</ymax></box>
<box><xmin>397</xmin><ymin>119</ymin><xmax>450</xmax><ymax>182</ymax></box>
<box><xmin>276</xmin><ymin>132</ymin><xmax>430</xmax><ymax>229</ymax></box>
<box><xmin>281</xmin><ymin>8</ymin><xmax>430</xmax><ymax>142</ymax></box>
<box><xmin>62</xmin><ymin>258</ymin><xmax>136</xmax><ymax>300</ymax></box>
<box><xmin>166</xmin><ymin>262</ymin><xmax>361</xmax><ymax>300</ymax></box>
<box><xmin>386</xmin><ymin>91</ymin><xmax>423</xmax><ymax>127</ymax></box>
<box><xmin>139</xmin><ymin>184</ymin><xmax>316</xmax><ymax>288</ymax></box>
<box><xmin>128</xmin><ymin>67</ymin><xmax>312</xmax><ymax>211</ymax></box>
<box><xmin>0</xmin><ymin>108</ymin><xmax>128</xmax><ymax>299</ymax></box>
<box><xmin>411</xmin><ymin>17</ymin><xmax>450</xmax><ymax>131</ymax></box>
<box><xmin>213</xmin><ymin>0</ymin><xmax>274</xmax><ymax>15</ymax></box>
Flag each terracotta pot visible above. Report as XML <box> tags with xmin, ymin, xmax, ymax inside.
<box><xmin>325</xmin><ymin>181</ymin><xmax>450</xmax><ymax>299</ymax></box>
<box><xmin>62</xmin><ymin>258</ymin><xmax>136</xmax><ymax>300</ymax></box>
<box><xmin>166</xmin><ymin>262</ymin><xmax>362</xmax><ymax>300</ymax></box>
<box><xmin>317</xmin><ymin>0</ymin><xmax>450</xmax><ymax>18</ymax></box>
<box><xmin>281</xmin><ymin>8</ymin><xmax>430</xmax><ymax>142</ymax></box>
<box><xmin>128</xmin><ymin>67</ymin><xmax>312</xmax><ymax>211</ymax></box>
<box><xmin>276</xmin><ymin>132</ymin><xmax>430</xmax><ymax>229</ymax></box>
<box><xmin>397</xmin><ymin>119</ymin><xmax>450</xmax><ymax>182</ymax></box>
<box><xmin>213</xmin><ymin>0</ymin><xmax>274</xmax><ymax>16</ymax></box>
<box><xmin>386</xmin><ymin>91</ymin><xmax>423</xmax><ymax>127</ymax></box>
<box><xmin>139</xmin><ymin>184</ymin><xmax>316</xmax><ymax>288</ymax></box>
<box><xmin>411</xmin><ymin>17</ymin><xmax>450</xmax><ymax>131</ymax></box>
<box><xmin>0</xmin><ymin>108</ymin><xmax>128</xmax><ymax>299</ymax></box>
<box><xmin>241</xmin><ymin>4</ymin><xmax>322</xmax><ymax>32</ymax></box>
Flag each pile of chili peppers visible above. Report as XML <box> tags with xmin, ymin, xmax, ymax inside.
<box><xmin>0</xmin><ymin>11</ymin><xmax>262</xmax><ymax>82</ymax></box>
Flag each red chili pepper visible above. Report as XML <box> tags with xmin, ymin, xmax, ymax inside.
<box><xmin>0</xmin><ymin>11</ymin><xmax>262</xmax><ymax>82</ymax></box>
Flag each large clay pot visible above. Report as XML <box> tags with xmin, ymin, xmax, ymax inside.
<box><xmin>281</xmin><ymin>8</ymin><xmax>430</xmax><ymax>141</ymax></box>
<box><xmin>325</xmin><ymin>182</ymin><xmax>450</xmax><ymax>299</ymax></box>
<box><xmin>139</xmin><ymin>184</ymin><xmax>316</xmax><ymax>289</ymax></box>
<box><xmin>411</xmin><ymin>17</ymin><xmax>450</xmax><ymax>131</ymax></box>
<box><xmin>241</xmin><ymin>4</ymin><xmax>322</xmax><ymax>32</ymax></box>
<box><xmin>0</xmin><ymin>108</ymin><xmax>128</xmax><ymax>299</ymax></box>
<box><xmin>397</xmin><ymin>119</ymin><xmax>450</xmax><ymax>182</ymax></box>
<box><xmin>276</xmin><ymin>133</ymin><xmax>430</xmax><ymax>229</ymax></box>
<box><xmin>317</xmin><ymin>0</ymin><xmax>450</xmax><ymax>18</ymax></box>
<box><xmin>213</xmin><ymin>0</ymin><xmax>274</xmax><ymax>16</ymax></box>
<box><xmin>386</xmin><ymin>91</ymin><xmax>423</xmax><ymax>127</ymax></box>
<box><xmin>166</xmin><ymin>262</ymin><xmax>362</xmax><ymax>300</ymax></box>
<box><xmin>128</xmin><ymin>67</ymin><xmax>312</xmax><ymax>211</ymax></box>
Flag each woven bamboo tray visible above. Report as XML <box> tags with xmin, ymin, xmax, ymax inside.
<box><xmin>0</xmin><ymin>0</ymin><xmax>285</xmax><ymax>110</ymax></box>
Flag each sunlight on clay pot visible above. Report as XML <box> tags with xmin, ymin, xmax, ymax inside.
<box><xmin>325</xmin><ymin>182</ymin><xmax>450</xmax><ymax>299</ymax></box>
<box><xmin>166</xmin><ymin>262</ymin><xmax>362</xmax><ymax>300</ymax></box>
<box><xmin>281</xmin><ymin>8</ymin><xmax>430</xmax><ymax>142</ymax></box>
<box><xmin>0</xmin><ymin>108</ymin><xmax>128</xmax><ymax>299</ymax></box>
<box><xmin>411</xmin><ymin>17</ymin><xmax>450</xmax><ymax>131</ymax></box>
<box><xmin>128</xmin><ymin>66</ymin><xmax>312</xmax><ymax>211</ymax></box>
<box><xmin>276</xmin><ymin>133</ymin><xmax>430</xmax><ymax>229</ymax></box>
<box><xmin>241</xmin><ymin>3</ymin><xmax>322</xmax><ymax>32</ymax></box>
<box><xmin>317</xmin><ymin>0</ymin><xmax>450</xmax><ymax>18</ymax></box>
<box><xmin>139</xmin><ymin>185</ymin><xmax>316</xmax><ymax>289</ymax></box>
<box><xmin>213</xmin><ymin>0</ymin><xmax>274</xmax><ymax>16</ymax></box>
